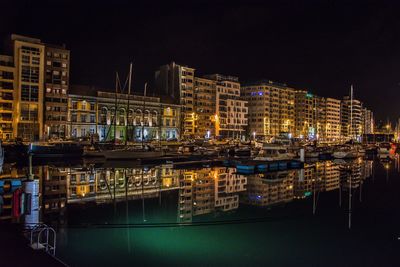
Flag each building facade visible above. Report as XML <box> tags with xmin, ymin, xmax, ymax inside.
<box><xmin>242</xmin><ymin>80</ymin><xmax>295</xmax><ymax>139</ymax></box>
<box><xmin>11</xmin><ymin>35</ymin><xmax>45</xmax><ymax>141</ymax></box>
<box><xmin>205</xmin><ymin>74</ymin><xmax>248</xmax><ymax>139</ymax></box>
<box><xmin>341</xmin><ymin>96</ymin><xmax>363</xmax><ymax>141</ymax></box>
<box><xmin>317</xmin><ymin>97</ymin><xmax>341</xmax><ymax>142</ymax></box>
<box><xmin>44</xmin><ymin>45</ymin><xmax>70</xmax><ymax>139</ymax></box>
<box><xmin>194</xmin><ymin>77</ymin><xmax>216</xmax><ymax>138</ymax></box>
<box><xmin>68</xmin><ymin>85</ymin><xmax>181</xmax><ymax>142</ymax></box>
<box><xmin>68</xmin><ymin>92</ymin><xmax>97</xmax><ymax>139</ymax></box>
<box><xmin>0</xmin><ymin>55</ymin><xmax>15</xmax><ymax>140</ymax></box>
<box><xmin>294</xmin><ymin>91</ymin><xmax>318</xmax><ymax>139</ymax></box>
<box><xmin>155</xmin><ymin>62</ymin><xmax>195</xmax><ymax>137</ymax></box>
<box><xmin>362</xmin><ymin>108</ymin><xmax>374</xmax><ymax>135</ymax></box>
<box><xmin>0</xmin><ymin>34</ymin><xmax>69</xmax><ymax>141</ymax></box>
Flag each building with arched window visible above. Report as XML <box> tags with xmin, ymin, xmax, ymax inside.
<box><xmin>68</xmin><ymin>85</ymin><xmax>181</xmax><ymax>142</ymax></box>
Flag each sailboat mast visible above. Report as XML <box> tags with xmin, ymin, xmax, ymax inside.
<box><xmin>350</xmin><ymin>85</ymin><xmax>353</xmax><ymax>141</ymax></box>
<box><xmin>141</xmin><ymin>83</ymin><xmax>147</xmax><ymax>148</ymax></box>
<box><xmin>114</xmin><ymin>72</ymin><xmax>119</xmax><ymax>145</ymax></box>
<box><xmin>125</xmin><ymin>63</ymin><xmax>133</xmax><ymax>146</ymax></box>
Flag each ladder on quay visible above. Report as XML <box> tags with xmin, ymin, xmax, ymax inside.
<box><xmin>26</xmin><ymin>223</ymin><xmax>57</xmax><ymax>256</ymax></box>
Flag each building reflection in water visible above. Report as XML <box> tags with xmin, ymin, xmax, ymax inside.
<box><xmin>240</xmin><ymin>159</ymin><xmax>374</xmax><ymax>211</ymax></box>
<box><xmin>178</xmin><ymin>168</ymin><xmax>247</xmax><ymax>222</ymax></box>
<box><xmin>0</xmin><ymin>157</ymin><xmax>382</xmax><ymax>227</ymax></box>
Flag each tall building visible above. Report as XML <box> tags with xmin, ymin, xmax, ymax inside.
<box><xmin>9</xmin><ymin>34</ymin><xmax>45</xmax><ymax>141</ymax></box>
<box><xmin>205</xmin><ymin>74</ymin><xmax>248</xmax><ymax>139</ymax></box>
<box><xmin>44</xmin><ymin>44</ymin><xmax>70</xmax><ymax>139</ymax></box>
<box><xmin>362</xmin><ymin>108</ymin><xmax>374</xmax><ymax>135</ymax></box>
<box><xmin>294</xmin><ymin>90</ymin><xmax>318</xmax><ymax>139</ymax></box>
<box><xmin>341</xmin><ymin>96</ymin><xmax>363</xmax><ymax>141</ymax></box>
<box><xmin>0</xmin><ymin>55</ymin><xmax>15</xmax><ymax>140</ymax></box>
<box><xmin>155</xmin><ymin>62</ymin><xmax>195</xmax><ymax>137</ymax></box>
<box><xmin>241</xmin><ymin>80</ymin><xmax>295</xmax><ymax>139</ymax></box>
<box><xmin>0</xmin><ymin>34</ymin><xmax>70</xmax><ymax>141</ymax></box>
<box><xmin>317</xmin><ymin>97</ymin><xmax>341</xmax><ymax>142</ymax></box>
<box><xmin>194</xmin><ymin>77</ymin><xmax>216</xmax><ymax>138</ymax></box>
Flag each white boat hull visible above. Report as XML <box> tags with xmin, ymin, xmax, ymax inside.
<box><xmin>333</xmin><ymin>151</ymin><xmax>358</xmax><ymax>159</ymax></box>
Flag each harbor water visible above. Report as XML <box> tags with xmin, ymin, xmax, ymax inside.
<box><xmin>1</xmin><ymin>156</ymin><xmax>399</xmax><ymax>266</ymax></box>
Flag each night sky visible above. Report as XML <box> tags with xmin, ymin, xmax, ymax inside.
<box><xmin>2</xmin><ymin>0</ymin><xmax>400</xmax><ymax>121</ymax></box>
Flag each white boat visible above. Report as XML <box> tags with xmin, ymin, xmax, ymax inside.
<box><xmin>254</xmin><ymin>144</ymin><xmax>295</xmax><ymax>161</ymax></box>
<box><xmin>332</xmin><ymin>147</ymin><xmax>358</xmax><ymax>159</ymax></box>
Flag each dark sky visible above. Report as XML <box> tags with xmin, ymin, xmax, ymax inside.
<box><xmin>2</xmin><ymin>0</ymin><xmax>400</xmax><ymax>121</ymax></box>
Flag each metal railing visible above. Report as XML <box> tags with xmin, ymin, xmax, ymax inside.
<box><xmin>28</xmin><ymin>223</ymin><xmax>57</xmax><ymax>256</ymax></box>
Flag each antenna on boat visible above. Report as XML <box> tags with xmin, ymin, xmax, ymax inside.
<box><xmin>350</xmin><ymin>85</ymin><xmax>354</xmax><ymax>141</ymax></box>
<box><xmin>125</xmin><ymin>63</ymin><xmax>133</xmax><ymax>146</ymax></box>
<box><xmin>141</xmin><ymin>83</ymin><xmax>147</xmax><ymax>149</ymax></box>
<box><xmin>113</xmin><ymin>72</ymin><xmax>120</xmax><ymax>145</ymax></box>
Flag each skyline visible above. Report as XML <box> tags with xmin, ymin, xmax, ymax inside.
<box><xmin>2</xmin><ymin>0</ymin><xmax>400</xmax><ymax>121</ymax></box>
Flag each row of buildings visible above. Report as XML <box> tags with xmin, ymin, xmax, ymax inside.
<box><xmin>0</xmin><ymin>34</ymin><xmax>181</xmax><ymax>141</ymax></box>
<box><xmin>0</xmin><ymin>34</ymin><xmax>374</xmax><ymax>142</ymax></box>
<box><xmin>155</xmin><ymin>62</ymin><xmax>374</xmax><ymax>142</ymax></box>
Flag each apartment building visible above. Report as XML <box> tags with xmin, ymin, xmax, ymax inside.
<box><xmin>9</xmin><ymin>35</ymin><xmax>45</xmax><ymax>141</ymax></box>
<box><xmin>317</xmin><ymin>97</ymin><xmax>341</xmax><ymax>142</ymax></box>
<box><xmin>341</xmin><ymin>96</ymin><xmax>363</xmax><ymax>141</ymax></box>
<box><xmin>241</xmin><ymin>80</ymin><xmax>295</xmax><ymax>139</ymax></box>
<box><xmin>0</xmin><ymin>34</ymin><xmax>69</xmax><ymax>141</ymax></box>
<box><xmin>294</xmin><ymin>91</ymin><xmax>318</xmax><ymax>139</ymax></box>
<box><xmin>362</xmin><ymin>108</ymin><xmax>374</xmax><ymax>135</ymax></box>
<box><xmin>68</xmin><ymin>89</ymin><xmax>97</xmax><ymax>139</ymax></box>
<box><xmin>194</xmin><ymin>77</ymin><xmax>216</xmax><ymax>138</ymax></box>
<box><xmin>44</xmin><ymin>44</ymin><xmax>70</xmax><ymax>139</ymax></box>
<box><xmin>205</xmin><ymin>74</ymin><xmax>248</xmax><ymax>139</ymax></box>
<box><xmin>155</xmin><ymin>62</ymin><xmax>195</xmax><ymax>137</ymax></box>
<box><xmin>0</xmin><ymin>55</ymin><xmax>15</xmax><ymax>139</ymax></box>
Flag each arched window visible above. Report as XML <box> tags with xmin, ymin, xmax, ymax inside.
<box><xmin>134</xmin><ymin>109</ymin><xmax>142</xmax><ymax>126</ymax></box>
<box><xmin>128</xmin><ymin>109</ymin><xmax>134</xmax><ymax>125</ymax></box>
<box><xmin>151</xmin><ymin>110</ymin><xmax>158</xmax><ymax>126</ymax></box>
<box><xmin>118</xmin><ymin>108</ymin><xmax>126</xmax><ymax>126</ymax></box>
<box><xmin>100</xmin><ymin>107</ymin><xmax>108</xmax><ymax>125</ymax></box>
<box><xmin>144</xmin><ymin>110</ymin><xmax>150</xmax><ymax>126</ymax></box>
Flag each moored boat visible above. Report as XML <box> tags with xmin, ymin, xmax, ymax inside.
<box><xmin>332</xmin><ymin>146</ymin><xmax>358</xmax><ymax>159</ymax></box>
<box><xmin>28</xmin><ymin>141</ymin><xmax>83</xmax><ymax>158</ymax></box>
<box><xmin>254</xmin><ymin>144</ymin><xmax>295</xmax><ymax>161</ymax></box>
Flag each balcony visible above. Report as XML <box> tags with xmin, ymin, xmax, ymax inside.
<box><xmin>0</xmin><ymin>116</ymin><xmax>12</xmax><ymax>122</ymax></box>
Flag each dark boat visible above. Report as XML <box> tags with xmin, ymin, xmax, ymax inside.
<box><xmin>2</xmin><ymin>140</ymin><xmax>28</xmax><ymax>163</ymax></box>
<box><xmin>29</xmin><ymin>142</ymin><xmax>83</xmax><ymax>158</ymax></box>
